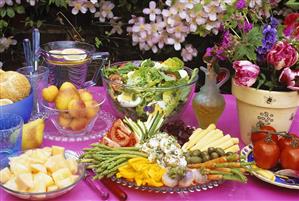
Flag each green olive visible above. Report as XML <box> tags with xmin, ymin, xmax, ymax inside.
<box><xmin>201</xmin><ymin>151</ymin><xmax>208</xmax><ymax>157</ymax></box>
<box><xmin>202</xmin><ymin>155</ymin><xmax>209</xmax><ymax>162</ymax></box>
<box><xmin>189</xmin><ymin>156</ymin><xmax>202</xmax><ymax>164</ymax></box>
<box><xmin>225</xmin><ymin>151</ymin><xmax>234</xmax><ymax>156</ymax></box>
<box><xmin>207</xmin><ymin>147</ymin><xmax>215</xmax><ymax>154</ymax></box>
<box><xmin>184</xmin><ymin>152</ymin><xmax>191</xmax><ymax>158</ymax></box>
<box><xmin>192</xmin><ymin>150</ymin><xmax>201</xmax><ymax>156</ymax></box>
<box><xmin>210</xmin><ymin>152</ymin><xmax>219</xmax><ymax>159</ymax></box>
<box><xmin>215</xmin><ymin>148</ymin><xmax>225</xmax><ymax>156</ymax></box>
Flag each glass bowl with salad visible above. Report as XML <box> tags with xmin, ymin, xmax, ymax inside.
<box><xmin>101</xmin><ymin>58</ymin><xmax>198</xmax><ymax>121</ymax></box>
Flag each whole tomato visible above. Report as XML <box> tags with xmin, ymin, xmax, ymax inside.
<box><xmin>278</xmin><ymin>133</ymin><xmax>299</xmax><ymax>150</ymax></box>
<box><xmin>253</xmin><ymin>137</ymin><xmax>280</xmax><ymax>169</ymax></box>
<box><xmin>280</xmin><ymin>140</ymin><xmax>299</xmax><ymax>171</ymax></box>
<box><xmin>251</xmin><ymin>125</ymin><xmax>278</xmax><ymax>145</ymax></box>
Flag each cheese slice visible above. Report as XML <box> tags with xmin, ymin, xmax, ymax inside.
<box><xmin>183</xmin><ymin>124</ymin><xmax>216</xmax><ymax>151</ymax></box>
<box><xmin>200</xmin><ymin>134</ymin><xmax>231</xmax><ymax>151</ymax></box>
<box><xmin>224</xmin><ymin>144</ymin><xmax>240</xmax><ymax>153</ymax></box>
<box><xmin>190</xmin><ymin>129</ymin><xmax>223</xmax><ymax>151</ymax></box>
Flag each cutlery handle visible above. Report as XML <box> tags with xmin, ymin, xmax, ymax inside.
<box><xmin>101</xmin><ymin>178</ymin><xmax>127</xmax><ymax>201</ymax></box>
<box><xmin>32</xmin><ymin>28</ymin><xmax>40</xmax><ymax>71</ymax></box>
<box><xmin>85</xmin><ymin>174</ymin><xmax>110</xmax><ymax>200</ymax></box>
<box><xmin>23</xmin><ymin>39</ymin><xmax>32</xmax><ymax>66</ymax></box>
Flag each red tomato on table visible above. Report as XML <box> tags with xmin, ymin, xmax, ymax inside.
<box><xmin>253</xmin><ymin>137</ymin><xmax>280</xmax><ymax>169</ymax></box>
<box><xmin>280</xmin><ymin>139</ymin><xmax>299</xmax><ymax>171</ymax></box>
<box><xmin>251</xmin><ymin>125</ymin><xmax>278</xmax><ymax>145</ymax></box>
<box><xmin>278</xmin><ymin>133</ymin><xmax>299</xmax><ymax>150</ymax></box>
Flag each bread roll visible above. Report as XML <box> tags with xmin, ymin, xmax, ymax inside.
<box><xmin>0</xmin><ymin>71</ymin><xmax>31</xmax><ymax>102</ymax></box>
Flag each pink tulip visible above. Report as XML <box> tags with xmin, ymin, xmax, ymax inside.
<box><xmin>279</xmin><ymin>67</ymin><xmax>299</xmax><ymax>90</ymax></box>
<box><xmin>267</xmin><ymin>41</ymin><xmax>298</xmax><ymax>70</ymax></box>
<box><xmin>233</xmin><ymin>60</ymin><xmax>260</xmax><ymax>87</ymax></box>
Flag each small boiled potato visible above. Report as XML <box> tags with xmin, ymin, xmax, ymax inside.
<box><xmin>52</xmin><ymin>168</ymin><xmax>72</xmax><ymax>184</ymax></box>
<box><xmin>4</xmin><ymin>178</ymin><xmax>18</xmax><ymax>191</ymax></box>
<box><xmin>44</xmin><ymin>155</ymin><xmax>67</xmax><ymax>173</ymax></box>
<box><xmin>9</xmin><ymin>162</ymin><xmax>30</xmax><ymax>176</ymax></box>
<box><xmin>29</xmin><ymin>181</ymin><xmax>46</xmax><ymax>193</ymax></box>
<box><xmin>0</xmin><ymin>167</ymin><xmax>12</xmax><ymax>184</ymax></box>
<box><xmin>15</xmin><ymin>173</ymin><xmax>34</xmax><ymax>190</ymax></box>
<box><xmin>66</xmin><ymin>158</ymin><xmax>78</xmax><ymax>174</ymax></box>
<box><xmin>31</xmin><ymin>164</ymin><xmax>47</xmax><ymax>174</ymax></box>
<box><xmin>9</xmin><ymin>155</ymin><xmax>31</xmax><ymax>169</ymax></box>
<box><xmin>51</xmin><ymin>146</ymin><xmax>65</xmax><ymax>156</ymax></box>
<box><xmin>47</xmin><ymin>185</ymin><xmax>58</xmax><ymax>192</ymax></box>
<box><xmin>29</xmin><ymin>149</ymin><xmax>50</xmax><ymax>164</ymax></box>
<box><xmin>42</xmin><ymin>147</ymin><xmax>52</xmax><ymax>156</ymax></box>
<box><xmin>34</xmin><ymin>172</ymin><xmax>54</xmax><ymax>187</ymax></box>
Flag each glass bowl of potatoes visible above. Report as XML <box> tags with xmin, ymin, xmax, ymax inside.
<box><xmin>0</xmin><ymin>146</ymin><xmax>85</xmax><ymax>200</ymax></box>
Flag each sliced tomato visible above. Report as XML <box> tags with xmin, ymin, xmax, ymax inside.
<box><xmin>110</xmin><ymin>129</ymin><xmax>130</xmax><ymax>146</ymax></box>
<box><xmin>101</xmin><ymin>136</ymin><xmax>121</xmax><ymax>148</ymax></box>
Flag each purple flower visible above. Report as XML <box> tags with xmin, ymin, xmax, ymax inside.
<box><xmin>236</xmin><ymin>0</ymin><xmax>246</xmax><ymax>10</ymax></box>
<box><xmin>220</xmin><ymin>31</ymin><xmax>233</xmax><ymax>49</ymax></box>
<box><xmin>257</xmin><ymin>22</ymin><xmax>278</xmax><ymax>62</ymax></box>
<box><xmin>270</xmin><ymin>17</ymin><xmax>279</xmax><ymax>28</ymax></box>
<box><xmin>239</xmin><ymin>21</ymin><xmax>253</xmax><ymax>33</ymax></box>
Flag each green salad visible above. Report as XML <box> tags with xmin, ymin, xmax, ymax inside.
<box><xmin>103</xmin><ymin>57</ymin><xmax>198</xmax><ymax>119</ymax></box>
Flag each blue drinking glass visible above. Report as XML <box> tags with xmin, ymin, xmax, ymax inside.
<box><xmin>0</xmin><ymin>113</ymin><xmax>23</xmax><ymax>168</ymax></box>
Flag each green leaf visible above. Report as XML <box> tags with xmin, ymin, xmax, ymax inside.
<box><xmin>15</xmin><ymin>6</ymin><xmax>25</xmax><ymax>14</ymax></box>
<box><xmin>256</xmin><ymin>73</ymin><xmax>266</xmax><ymax>89</ymax></box>
<box><xmin>6</xmin><ymin>8</ymin><xmax>15</xmax><ymax>18</ymax></box>
<box><xmin>0</xmin><ymin>9</ymin><xmax>6</xmax><ymax>18</ymax></box>
<box><xmin>0</xmin><ymin>20</ymin><xmax>8</xmax><ymax>30</ymax></box>
<box><xmin>193</xmin><ymin>3</ymin><xmax>203</xmax><ymax>13</ymax></box>
<box><xmin>247</xmin><ymin>27</ymin><xmax>263</xmax><ymax>47</ymax></box>
<box><xmin>36</xmin><ymin>20</ymin><xmax>43</xmax><ymax>28</ymax></box>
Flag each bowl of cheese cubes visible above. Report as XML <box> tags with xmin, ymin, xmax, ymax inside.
<box><xmin>0</xmin><ymin>146</ymin><xmax>85</xmax><ymax>200</ymax></box>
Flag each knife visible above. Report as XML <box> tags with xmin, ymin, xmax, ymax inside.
<box><xmin>101</xmin><ymin>178</ymin><xmax>128</xmax><ymax>201</ymax></box>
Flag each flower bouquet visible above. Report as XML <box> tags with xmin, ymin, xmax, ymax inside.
<box><xmin>204</xmin><ymin>7</ymin><xmax>299</xmax><ymax>144</ymax></box>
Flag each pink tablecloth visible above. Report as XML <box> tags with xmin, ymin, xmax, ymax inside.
<box><xmin>1</xmin><ymin>87</ymin><xmax>299</xmax><ymax>201</ymax></box>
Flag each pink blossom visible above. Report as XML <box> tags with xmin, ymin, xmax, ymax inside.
<box><xmin>233</xmin><ymin>60</ymin><xmax>260</xmax><ymax>87</ymax></box>
<box><xmin>181</xmin><ymin>44</ymin><xmax>198</xmax><ymax>61</ymax></box>
<box><xmin>0</xmin><ymin>36</ymin><xmax>17</xmax><ymax>53</ymax></box>
<box><xmin>143</xmin><ymin>1</ymin><xmax>161</xmax><ymax>22</ymax></box>
<box><xmin>267</xmin><ymin>41</ymin><xmax>298</xmax><ymax>70</ymax></box>
<box><xmin>94</xmin><ymin>1</ymin><xmax>115</xmax><ymax>22</ymax></box>
<box><xmin>69</xmin><ymin>0</ymin><xmax>88</xmax><ymax>15</ymax></box>
<box><xmin>109</xmin><ymin>18</ymin><xmax>123</xmax><ymax>35</ymax></box>
<box><xmin>279</xmin><ymin>68</ymin><xmax>299</xmax><ymax>90</ymax></box>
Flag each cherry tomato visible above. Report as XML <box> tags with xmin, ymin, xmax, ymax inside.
<box><xmin>280</xmin><ymin>142</ymin><xmax>299</xmax><ymax>171</ymax></box>
<box><xmin>278</xmin><ymin>133</ymin><xmax>299</xmax><ymax>150</ymax></box>
<box><xmin>251</xmin><ymin>125</ymin><xmax>278</xmax><ymax>145</ymax></box>
<box><xmin>253</xmin><ymin>137</ymin><xmax>280</xmax><ymax>169</ymax></box>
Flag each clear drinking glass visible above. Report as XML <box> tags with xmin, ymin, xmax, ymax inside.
<box><xmin>17</xmin><ymin>66</ymin><xmax>49</xmax><ymax>119</ymax></box>
<box><xmin>40</xmin><ymin>41</ymin><xmax>109</xmax><ymax>88</ymax></box>
<box><xmin>0</xmin><ymin>113</ymin><xmax>23</xmax><ymax>168</ymax></box>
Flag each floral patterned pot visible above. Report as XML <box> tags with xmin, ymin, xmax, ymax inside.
<box><xmin>232</xmin><ymin>79</ymin><xmax>299</xmax><ymax>144</ymax></box>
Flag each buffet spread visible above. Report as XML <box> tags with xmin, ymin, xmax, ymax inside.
<box><xmin>0</xmin><ymin>55</ymin><xmax>298</xmax><ymax>201</ymax></box>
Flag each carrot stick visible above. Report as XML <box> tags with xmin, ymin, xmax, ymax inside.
<box><xmin>188</xmin><ymin>154</ymin><xmax>239</xmax><ymax>169</ymax></box>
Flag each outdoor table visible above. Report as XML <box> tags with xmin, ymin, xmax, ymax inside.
<box><xmin>1</xmin><ymin>87</ymin><xmax>298</xmax><ymax>201</ymax></box>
